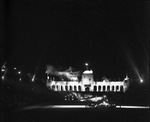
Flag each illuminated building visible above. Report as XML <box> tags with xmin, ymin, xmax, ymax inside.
<box><xmin>46</xmin><ymin>66</ymin><xmax>129</xmax><ymax>93</ymax></box>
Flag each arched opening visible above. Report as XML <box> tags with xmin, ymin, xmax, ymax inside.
<box><xmin>78</xmin><ymin>86</ymin><xmax>81</xmax><ymax>91</ymax></box>
<box><xmin>94</xmin><ymin>86</ymin><xmax>97</xmax><ymax>92</ymax></box>
<box><xmin>98</xmin><ymin>86</ymin><xmax>101</xmax><ymax>91</ymax></box>
<box><xmin>70</xmin><ymin>86</ymin><xmax>72</xmax><ymax>91</ymax></box>
<box><xmin>74</xmin><ymin>86</ymin><xmax>77</xmax><ymax>91</ymax></box>
<box><xmin>65</xmin><ymin>85</ymin><xmax>68</xmax><ymax>91</ymax></box>
<box><xmin>85</xmin><ymin>87</ymin><xmax>90</xmax><ymax>92</ymax></box>
<box><xmin>116</xmin><ymin>85</ymin><xmax>119</xmax><ymax>91</ymax></box>
<box><xmin>107</xmin><ymin>86</ymin><xmax>110</xmax><ymax>92</ymax></box>
<box><xmin>52</xmin><ymin>85</ymin><xmax>55</xmax><ymax>90</ymax></box>
<box><xmin>120</xmin><ymin>85</ymin><xmax>123</xmax><ymax>92</ymax></box>
<box><xmin>112</xmin><ymin>86</ymin><xmax>114</xmax><ymax>92</ymax></box>
<box><xmin>103</xmin><ymin>86</ymin><xmax>106</xmax><ymax>92</ymax></box>
<box><xmin>61</xmin><ymin>86</ymin><xmax>63</xmax><ymax>91</ymax></box>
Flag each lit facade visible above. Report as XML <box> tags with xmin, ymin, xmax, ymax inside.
<box><xmin>46</xmin><ymin>69</ymin><xmax>129</xmax><ymax>93</ymax></box>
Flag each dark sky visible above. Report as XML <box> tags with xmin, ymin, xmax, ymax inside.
<box><xmin>1</xmin><ymin>0</ymin><xmax>149</xmax><ymax>81</ymax></box>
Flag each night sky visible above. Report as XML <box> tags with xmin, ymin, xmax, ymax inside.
<box><xmin>2</xmin><ymin>0</ymin><xmax>149</xmax><ymax>81</ymax></box>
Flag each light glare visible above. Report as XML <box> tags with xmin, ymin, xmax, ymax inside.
<box><xmin>1</xmin><ymin>69</ymin><xmax>5</xmax><ymax>72</ymax></box>
<box><xmin>140</xmin><ymin>78</ymin><xmax>143</xmax><ymax>83</ymax></box>
<box><xmin>18</xmin><ymin>71</ymin><xmax>21</xmax><ymax>74</ymax></box>
<box><xmin>2</xmin><ymin>76</ymin><xmax>4</xmax><ymax>80</ymax></box>
<box><xmin>85</xmin><ymin>63</ymin><xmax>88</xmax><ymax>66</ymax></box>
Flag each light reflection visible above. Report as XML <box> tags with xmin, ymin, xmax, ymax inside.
<box><xmin>116</xmin><ymin>105</ymin><xmax>149</xmax><ymax>109</ymax></box>
<box><xmin>22</xmin><ymin>105</ymin><xmax>150</xmax><ymax>110</ymax></box>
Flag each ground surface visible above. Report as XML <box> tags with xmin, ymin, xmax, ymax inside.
<box><xmin>2</xmin><ymin>107</ymin><xmax>150</xmax><ymax>122</ymax></box>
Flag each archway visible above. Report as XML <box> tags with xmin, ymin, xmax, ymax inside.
<box><xmin>116</xmin><ymin>85</ymin><xmax>119</xmax><ymax>91</ymax></box>
<box><xmin>61</xmin><ymin>86</ymin><xmax>63</xmax><ymax>91</ymax></box>
<box><xmin>94</xmin><ymin>86</ymin><xmax>97</xmax><ymax>92</ymax></box>
<box><xmin>52</xmin><ymin>85</ymin><xmax>55</xmax><ymax>90</ymax></box>
<box><xmin>103</xmin><ymin>86</ymin><xmax>106</xmax><ymax>92</ymax></box>
<box><xmin>107</xmin><ymin>86</ymin><xmax>110</xmax><ymax>92</ymax></box>
<box><xmin>65</xmin><ymin>85</ymin><xmax>68</xmax><ymax>91</ymax></box>
<box><xmin>74</xmin><ymin>85</ymin><xmax>77</xmax><ymax>91</ymax></box>
<box><xmin>98</xmin><ymin>86</ymin><xmax>101</xmax><ymax>91</ymax></box>
<box><xmin>120</xmin><ymin>85</ymin><xmax>123</xmax><ymax>92</ymax></box>
<box><xmin>85</xmin><ymin>87</ymin><xmax>90</xmax><ymax>92</ymax></box>
<box><xmin>78</xmin><ymin>86</ymin><xmax>81</xmax><ymax>91</ymax></box>
<box><xmin>112</xmin><ymin>86</ymin><xmax>114</xmax><ymax>92</ymax></box>
<box><xmin>70</xmin><ymin>86</ymin><xmax>72</xmax><ymax>91</ymax></box>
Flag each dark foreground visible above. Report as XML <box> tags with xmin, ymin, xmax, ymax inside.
<box><xmin>1</xmin><ymin>78</ymin><xmax>149</xmax><ymax>122</ymax></box>
<box><xmin>2</xmin><ymin>107</ymin><xmax>150</xmax><ymax>122</ymax></box>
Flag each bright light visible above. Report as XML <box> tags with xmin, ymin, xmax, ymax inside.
<box><xmin>32</xmin><ymin>74</ymin><xmax>36</xmax><ymax>82</ymax></box>
<box><xmin>49</xmin><ymin>105</ymin><xmax>87</xmax><ymax>108</ymax></box>
<box><xmin>1</xmin><ymin>62</ymin><xmax>6</xmax><ymax>72</ymax></box>
<box><xmin>85</xmin><ymin>63</ymin><xmax>88</xmax><ymax>66</ymax></box>
<box><xmin>2</xmin><ymin>76</ymin><xmax>4</xmax><ymax>80</ymax></box>
<box><xmin>14</xmin><ymin>67</ymin><xmax>16</xmax><ymax>70</ymax></box>
<box><xmin>85</xmin><ymin>63</ymin><xmax>89</xmax><ymax>70</ymax></box>
<box><xmin>32</xmin><ymin>77</ymin><xmax>34</xmax><ymax>82</ymax></box>
<box><xmin>83</xmin><ymin>70</ymin><xmax>93</xmax><ymax>74</ymax></box>
<box><xmin>18</xmin><ymin>71</ymin><xmax>21</xmax><ymax>74</ymax></box>
<box><xmin>22</xmin><ymin>105</ymin><xmax>88</xmax><ymax>110</ymax></box>
<box><xmin>140</xmin><ymin>78</ymin><xmax>143</xmax><ymax>83</ymax></box>
<box><xmin>1</xmin><ymin>69</ymin><xmax>5</xmax><ymax>72</ymax></box>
